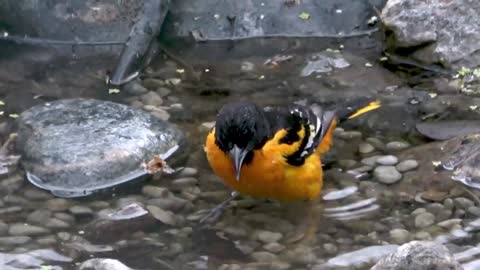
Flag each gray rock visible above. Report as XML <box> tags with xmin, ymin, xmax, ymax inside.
<box><xmin>338</xmin><ymin>131</ymin><xmax>363</xmax><ymax>140</ymax></box>
<box><xmin>396</xmin><ymin>160</ymin><xmax>418</xmax><ymax>172</ymax></box>
<box><xmin>468</xmin><ymin>206</ymin><xmax>480</xmax><ymax>216</ymax></box>
<box><xmin>79</xmin><ymin>258</ymin><xmax>134</xmax><ymax>270</ymax></box>
<box><xmin>256</xmin><ymin>230</ymin><xmax>283</xmax><ymax>244</ymax></box>
<box><xmin>140</xmin><ymin>91</ymin><xmax>163</xmax><ymax>107</ymax></box>
<box><xmin>55</xmin><ymin>213</ymin><xmax>76</xmax><ymax>223</ymax></box>
<box><xmin>359</xmin><ymin>142</ymin><xmax>375</xmax><ymax>154</ymax></box>
<box><xmin>263</xmin><ymin>242</ymin><xmax>285</xmax><ymax>253</ymax></box>
<box><xmin>437</xmin><ymin>219</ymin><xmax>462</xmax><ymax>229</ymax></box>
<box><xmin>443</xmin><ymin>198</ymin><xmax>454</xmax><ymax>210</ymax></box>
<box><xmin>124</xmin><ymin>80</ymin><xmax>149</xmax><ymax>95</ymax></box>
<box><xmin>411</xmin><ymin>208</ymin><xmax>426</xmax><ymax>216</ymax></box>
<box><xmin>146</xmin><ymin>205</ymin><xmax>176</xmax><ymax>226</ymax></box>
<box><xmin>389</xmin><ymin>229</ymin><xmax>411</xmax><ymax>244</ymax></box>
<box><xmin>178</xmin><ymin>167</ymin><xmax>198</xmax><ymax>177</ymax></box>
<box><xmin>147</xmin><ymin>194</ymin><xmax>187</xmax><ymax>212</ymax></box>
<box><xmin>142</xmin><ymin>185</ymin><xmax>169</xmax><ymax>198</ymax></box>
<box><xmin>171</xmin><ymin>177</ymin><xmax>198</xmax><ymax>188</ymax></box>
<box><xmin>46</xmin><ymin>198</ymin><xmax>71</xmax><ymax>211</ymax></box>
<box><xmin>149</xmin><ymin>109</ymin><xmax>170</xmax><ymax>121</ymax></box>
<box><xmin>374</xmin><ymin>166</ymin><xmax>402</xmax><ymax>184</ymax></box>
<box><xmin>414</xmin><ymin>232</ymin><xmax>432</xmax><ymax>241</ymax></box>
<box><xmin>454</xmin><ymin>197</ymin><xmax>474</xmax><ymax>210</ymax></box>
<box><xmin>0</xmin><ymin>221</ymin><xmax>8</xmax><ymax>236</ymax></box>
<box><xmin>337</xmin><ymin>159</ymin><xmax>357</xmax><ymax>169</ymax></box>
<box><xmin>9</xmin><ymin>223</ymin><xmax>50</xmax><ymax>236</ymax></box>
<box><xmin>156</xmin><ymin>87</ymin><xmax>172</xmax><ymax>97</ymax></box>
<box><xmin>415</xmin><ymin>212</ymin><xmax>435</xmax><ymax>228</ymax></box>
<box><xmin>362</xmin><ymin>155</ymin><xmax>381</xmax><ymax>166</ymax></box>
<box><xmin>251</xmin><ymin>251</ymin><xmax>278</xmax><ymax>262</ymax></box>
<box><xmin>23</xmin><ymin>188</ymin><xmax>52</xmax><ymax>200</ymax></box>
<box><xmin>381</xmin><ymin>0</ymin><xmax>480</xmax><ymax>69</ymax></box>
<box><xmin>45</xmin><ymin>218</ymin><xmax>71</xmax><ymax>229</ymax></box>
<box><xmin>0</xmin><ymin>236</ymin><xmax>31</xmax><ymax>246</ymax></box>
<box><xmin>69</xmin><ymin>205</ymin><xmax>94</xmax><ymax>216</ymax></box>
<box><xmin>142</xmin><ymin>78</ymin><xmax>166</xmax><ymax>90</ymax></box>
<box><xmin>366</xmin><ymin>137</ymin><xmax>385</xmax><ymax>150</ymax></box>
<box><xmin>376</xmin><ymin>155</ymin><xmax>399</xmax><ymax>165</ymax></box>
<box><xmin>386</xmin><ymin>141</ymin><xmax>410</xmax><ymax>151</ymax></box>
<box><xmin>323</xmin><ymin>243</ymin><xmax>338</xmax><ymax>255</ymax></box>
<box><xmin>27</xmin><ymin>209</ymin><xmax>53</xmax><ymax>225</ymax></box>
<box><xmin>370</xmin><ymin>241</ymin><xmax>463</xmax><ymax>270</ymax></box>
<box><xmin>36</xmin><ymin>236</ymin><xmax>57</xmax><ymax>245</ymax></box>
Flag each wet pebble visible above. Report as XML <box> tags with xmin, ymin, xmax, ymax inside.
<box><xmin>46</xmin><ymin>198</ymin><xmax>71</xmax><ymax>211</ymax></box>
<box><xmin>256</xmin><ymin>230</ymin><xmax>283</xmax><ymax>244</ymax></box>
<box><xmin>149</xmin><ymin>109</ymin><xmax>170</xmax><ymax>121</ymax></box>
<box><xmin>142</xmin><ymin>78</ymin><xmax>165</xmax><ymax>90</ymax></box>
<box><xmin>454</xmin><ymin>197</ymin><xmax>474</xmax><ymax>210</ymax></box>
<box><xmin>141</xmin><ymin>91</ymin><xmax>163</xmax><ymax>107</ymax></box>
<box><xmin>251</xmin><ymin>251</ymin><xmax>278</xmax><ymax>262</ymax></box>
<box><xmin>415</xmin><ymin>212</ymin><xmax>435</xmax><ymax>228</ymax></box>
<box><xmin>146</xmin><ymin>205</ymin><xmax>176</xmax><ymax>226</ymax></box>
<box><xmin>223</xmin><ymin>226</ymin><xmax>248</xmax><ymax>238</ymax></box>
<box><xmin>156</xmin><ymin>87</ymin><xmax>172</xmax><ymax>97</ymax></box>
<box><xmin>0</xmin><ymin>236</ymin><xmax>31</xmax><ymax>246</ymax></box>
<box><xmin>396</xmin><ymin>160</ymin><xmax>418</xmax><ymax>172</ymax></box>
<box><xmin>437</xmin><ymin>218</ymin><xmax>462</xmax><ymax>229</ymax></box>
<box><xmin>178</xmin><ymin>167</ymin><xmax>198</xmax><ymax>177</ymax></box>
<box><xmin>376</xmin><ymin>155</ymin><xmax>399</xmax><ymax>165</ymax></box>
<box><xmin>57</xmin><ymin>232</ymin><xmax>71</xmax><ymax>241</ymax></box>
<box><xmin>323</xmin><ymin>243</ymin><xmax>338</xmax><ymax>255</ymax></box>
<box><xmin>45</xmin><ymin>218</ymin><xmax>70</xmax><ymax>229</ymax></box>
<box><xmin>412</xmin><ymin>208</ymin><xmax>427</xmax><ymax>217</ymax></box>
<box><xmin>0</xmin><ymin>206</ymin><xmax>22</xmax><ymax>215</ymax></box>
<box><xmin>386</xmin><ymin>141</ymin><xmax>410</xmax><ymax>151</ymax></box>
<box><xmin>26</xmin><ymin>209</ymin><xmax>52</xmax><ymax>225</ymax></box>
<box><xmin>0</xmin><ymin>221</ymin><xmax>7</xmax><ymax>236</ymax></box>
<box><xmin>414</xmin><ymin>231</ymin><xmax>432</xmax><ymax>240</ymax></box>
<box><xmin>142</xmin><ymin>185</ymin><xmax>169</xmax><ymax>198</ymax></box>
<box><xmin>124</xmin><ymin>80</ymin><xmax>149</xmax><ymax>95</ymax></box>
<box><xmin>89</xmin><ymin>201</ymin><xmax>110</xmax><ymax>210</ymax></box>
<box><xmin>171</xmin><ymin>177</ymin><xmax>198</xmax><ymax>188</ymax></box>
<box><xmin>263</xmin><ymin>242</ymin><xmax>285</xmax><ymax>253</ymax></box>
<box><xmin>147</xmin><ymin>194</ymin><xmax>187</xmax><ymax>212</ymax></box>
<box><xmin>200</xmin><ymin>191</ymin><xmax>229</xmax><ymax>203</ymax></box>
<box><xmin>426</xmin><ymin>203</ymin><xmax>444</xmax><ymax>215</ymax></box>
<box><xmin>444</xmin><ymin>198</ymin><xmax>454</xmax><ymax>210</ymax></box>
<box><xmin>9</xmin><ymin>223</ymin><xmax>50</xmax><ymax>236</ymax></box>
<box><xmin>468</xmin><ymin>206</ymin><xmax>480</xmax><ymax>216</ymax></box>
<box><xmin>389</xmin><ymin>229</ymin><xmax>411</xmax><ymax>244</ymax></box>
<box><xmin>337</xmin><ymin>131</ymin><xmax>362</xmax><ymax>140</ymax></box>
<box><xmin>358</xmin><ymin>142</ymin><xmax>375</xmax><ymax>154</ymax></box>
<box><xmin>36</xmin><ymin>236</ymin><xmax>57</xmax><ymax>246</ymax></box>
<box><xmin>337</xmin><ymin>159</ymin><xmax>357</xmax><ymax>169</ymax></box>
<box><xmin>366</xmin><ymin>137</ymin><xmax>385</xmax><ymax>150</ymax></box>
<box><xmin>437</xmin><ymin>210</ymin><xmax>453</xmax><ymax>221</ymax></box>
<box><xmin>69</xmin><ymin>205</ymin><xmax>94</xmax><ymax>217</ymax></box>
<box><xmin>361</xmin><ymin>155</ymin><xmax>380</xmax><ymax>166</ymax></box>
<box><xmin>374</xmin><ymin>166</ymin><xmax>402</xmax><ymax>184</ymax></box>
<box><xmin>23</xmin><ymin>189</ymin><xmax>52</xmax><ymax>200</ymax></box>
<box><xmin>285</xmin><ymin>245</ymin><xmax>316</xmax><ymax>264</ymax></box>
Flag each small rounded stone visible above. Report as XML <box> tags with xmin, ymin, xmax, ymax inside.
<box><xmin>386</xmin><ymin>141</ymin><xmax>410</xmax><ymax>151</ymax></box>
<box><xmin>358</xmin><ymin>143</ymin><xmax>375</xmax><ymax>154</ymax></box>
<box><xmin>396</xmin><ymin>160</ymin><xmax>419</xmax><ymax>172</ymax></box>
<box><xmin>376</xmin><ymin>155</ymin><xmax>399</xmax><ymax>165</ymax></box>
<box><xmin>374</xmin><ymin>166</ymin><xmax>402</xmax><ymax>184</ymax></box>
<box><xmin>389</xmin><ymin>229</ymin><xmax>411</xmax><ymax>244</ymax></box>
<box><xmin>415</xmin><ymin>212</ymin><xmax>435</xmax><ymax>228</ymax></box>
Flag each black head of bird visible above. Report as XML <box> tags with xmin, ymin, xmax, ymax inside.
<box><xmin>214</xmin><ymin>101</ymin><xmax>271</xmax><ymax>180</ymax></box>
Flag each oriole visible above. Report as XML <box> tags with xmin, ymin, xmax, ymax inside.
<box><xmin>204</xmin><ymin>98</ymin><xmax>381</xmax><ymax>202</ymax></box>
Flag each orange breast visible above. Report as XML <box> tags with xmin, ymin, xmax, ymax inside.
<box><xmin>204</xmin><ymin>130</ymin><xmax>323</xmax><ymax>201</ymax></box>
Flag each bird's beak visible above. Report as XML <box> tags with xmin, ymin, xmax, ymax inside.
<box><xmin>229</xmin><ymin>145</ymin><xmax>248</xmax><ymax>181</ymax></box>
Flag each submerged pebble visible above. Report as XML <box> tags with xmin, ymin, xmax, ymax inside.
<box><xmin>256</xmin><ymin>230</ymin><xmax>283</xmax><ymax>244</ymax></box>
<box><xmin>415</xmin><ymin>212</ymin><xmax>435</xmax><ymax>228</ymax></box>
<box><xmin>0</xmin><ymin>236</ymin><xmax>31</xmax><ymax>246</ymax></box>
<box><xmin>9</xmin><ymin>223</ymin><xmax>50</xmax><ymax>236</ymax></box>
<box><xmin>389</xmin><ymin>229</ymin><xmax>411</xmax><ymax>244</ymax></box>
<box><xmin>376</xmin><ymin>155</ymin><xmax>399</xmax><ymax>165</ymax></box>
<box><xmin>396</xmin><ymin>159</ymin><xmax>418</xmax><ymax>172</ymax></box>
<box><xmin>358</xmin><ymin>142</ymin><xmax>375</xmax><ymax>154</ymax></box>
<box><xmin>386</xmin><ymin>141</ymin><xmax>410</xmax><ymax>151</ymax></box>
<box><xmin>374</xmin><ymin>166</ymin><xmax>402</xmax><ymax>184</ymax></box>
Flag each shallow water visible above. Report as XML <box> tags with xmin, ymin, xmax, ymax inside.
<box><xmin>1</xmin><ymin>40</ymin><xmax>480</xmax><ymax>270</ymax></box>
